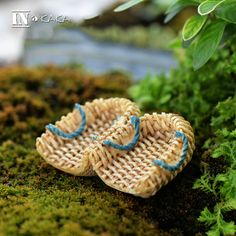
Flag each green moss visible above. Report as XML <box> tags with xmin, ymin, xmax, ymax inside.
<box><xmin>0</xmin><ymin>66</ymin><xmax>172</xmax><ymax>236</ymax></box>
<box><xmin>0</xmin><ymin>141</ymin><xmax>163</xmax><ymax>236</ymax></box>
<box><xmin>0</xmin><ymin>66</ymin><xmax>130</xmax><ymax>144</ymax></box>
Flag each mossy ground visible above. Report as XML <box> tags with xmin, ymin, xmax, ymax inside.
<box><xmin>0</xmin><ymin>66</ymin><xmax>209</xmax><ymax>235</ymax></box>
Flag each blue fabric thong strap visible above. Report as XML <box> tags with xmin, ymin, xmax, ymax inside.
<box><xmin>46</xmin><ymin>103</ymin><xmax>86</xmax><ymax>139</ymax></box>
<box><xmin>103</xmin><ymin>116</ymin><xmax>140</xmax><ymax>151</ymax></box>
<box><xmin>153</xmin><ymin>131</ymin><xmax>188</xmax><ymax>172</ymax></box>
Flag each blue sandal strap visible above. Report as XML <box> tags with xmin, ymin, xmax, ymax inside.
<box><xmin>103</xmin><ymin>116</ymin><xmax>140</xmax><ymax>151</ymax></box>
<box><xmin>46</xmin><ymin>103</ymin><xmax>86</xmax><ymax>139</ymax></box>
<box><xmin>153</xmin><ymin>131</ymin><xmax>188</xmax><ymax>171</ymax></box>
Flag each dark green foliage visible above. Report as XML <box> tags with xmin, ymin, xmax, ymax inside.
<box><xmin>130</xmin><ymin>38</ymin><xmax>236</xmax><ymax>235</ymax></box>
<box><xmin>130</xmin><ymin>39</ymin><xmax>236</xmax><ymax>135</ymax></box>
<box><xmin>166</xmin><ymin>0</ymin><xmax>236</xmax><ymax>69</ymax></box>
<box><xmin>198</xmin><ymin>201</ymin><xmax>236</xmax><ymax>236</ymax></box>
<box><xmin>193</xmin><ymin>96</ymin><xmax>236</xmax><ymax>236</ymax></box>
<box><xmin>114</xmin><ymin>1</ymin><xmax>236</xmax><ymax>234</ymax></box>
<box><xmin>115</xmin><ymin>0</ymin><xmax>236</xmax><ymax>69</ymax></box>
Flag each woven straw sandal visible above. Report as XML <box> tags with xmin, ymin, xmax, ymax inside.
<box><xmin>89</xmin><ymin>113</ymin><xmax>195</xmax><ymax>198</ymax></box>
<box><xmin>36</xmin><ymin>98</ymin><xmax>140</xmax><ymax>176</ymax></box>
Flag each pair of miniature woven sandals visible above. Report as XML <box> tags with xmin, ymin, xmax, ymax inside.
<box><xmin>36</xmin><ymin>98</ymin><xmax>195</xmax><ymax>198</ymax></box>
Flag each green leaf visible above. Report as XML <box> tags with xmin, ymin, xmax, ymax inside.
<box><xmin>182</xmin><ymin>15</ymin><xmax>207</xmax><ymax>41</ymax></box>
<box><xmin>230</xmin><ymin>129</ymin><xmax>236</xmax><ymax>138</ymax></box>
<box><xmin>214</xmin><ymin>173</ymin><xmax>227</xmax><ymax>183</ymax></box>
<box><xmin>220</xmin><ymin>170</ymin><xmax>236</xmax><ymax>200</ymax></box>
<box><xmin>168</xmin><ymin>37</ymin><xmax>182</xmax><ymax>49</ymax></box>
<box><xmin>221</xmin><ymin>221</ymin><xmax>236</xmax><ymax>235</ymax></box>
<box><xmin>198</xmin><ymin>207</ymin><xmax>216</xmax><ymax>225</ymax></box>
<box><xmin>193</xmin><ymin>173</ymin><xmax>215</xmax><ymax>194</ymax></box>
<box><xmin>198</xmin><ymin>0</ymin><xmax>226</xmax><ymax>16</ymax></box>
<box><xmin>215</xmin><ymin>0</ymin><xmax>236</xmax><ymax>24</ymax></box>
<box><xmin>138</xmin><ymin>95</ymin><xmax>154</xmax><ymax>105</ymax></box>
<box><xmin>212</xmin><ymin>142</ymin><xmax>235</xmax><ymax>159</ymax></box>
<box><xmin>207</xmin><ymin>227</ymin><xmax>220</xmax><ymax>236</ymax></box>
<box><xmin>222</xmin><ymin>199</ymin><xmax>236</xmax><ymax>212</ymax></box>
<box><xmin>164</xmin><ymin>0</ymin><xmax>198</xmax><ymax>23</ymax></box>
<box><xmin>114</xmin><ymin>0</ymin><xmax>144</xmax><ymax>12</ymax></box>
<box><xmin>212</xmin><ymin>146</ymin><xmax>226</xmax><ymax>158</ymax></box>
<box><xmin>159</xmin><ymin>94</ymin><xmax>171</xmax><ymax>104</ymax></box>
<box><xmin>192</xmin><ymin>20</ymin><xmax>227</xmax><ymax>70</ymax></box>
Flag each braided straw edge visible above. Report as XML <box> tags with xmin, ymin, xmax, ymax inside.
<box><xmin>89</xmin><ymin>112</ymin><xmax>195</xmax><ymax>198</ymax></box>
<box><xmin>36</xmin><ymin>98</ymin><xmax>140</xmax><ymax>176</ymax></box>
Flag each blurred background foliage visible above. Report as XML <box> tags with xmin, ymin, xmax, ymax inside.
<box><xmin>66</xmin><ymin>24</ymin><xmax>175</xmax><ymax>50</ymax></box>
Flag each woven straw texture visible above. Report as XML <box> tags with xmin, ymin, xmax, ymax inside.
<box><xmin>36</xmin><ymin>98</ymin><xmax>140</xmax><ymax>176</ymax></box>
<box><xmin>89</xmin><ymin>113</ymin><xmax>195</xmax><ymax>198</ymax></box>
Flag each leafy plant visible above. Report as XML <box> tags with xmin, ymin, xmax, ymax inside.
<box><xmin>129</xmin><ymin>34</ymin><xmax>236</xmax><ymax>234</ymax></box>
<box><xmin>116</xmin><ymin>1</ymin><xmax>236</xmax><ymax>235</ymax></box>
<box><xmin>114</xmin><ymin>0</ymin><xmax>145</xmax><ymax>12</ymax></box>
<box><xmin>130</xmin><ymin>38</ymin><xmax>236</xmax><ymax>130</ymax></box>
<box><xmin>193</xmin><ymin>143</ymin><xmax>236</xmax><ymax>236</ymax></box>
<box><xmin>198</xmin><ymin>201</ymin><xmax>236</xmax><ymax>236</ymax></box>
<box><xmin>114</xmin><ymin>0</ymin><xmax>236</xmax><ymax>70</ymax></box>
<box><xmin>192</xmin><ymin>95</ymin><xmax>236</xmax><ymax>236</ymax></box>
<box><xmin>190</xmin><ymin>19</ymin><xmax>227</xmax><ymax>70</ymax></box>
